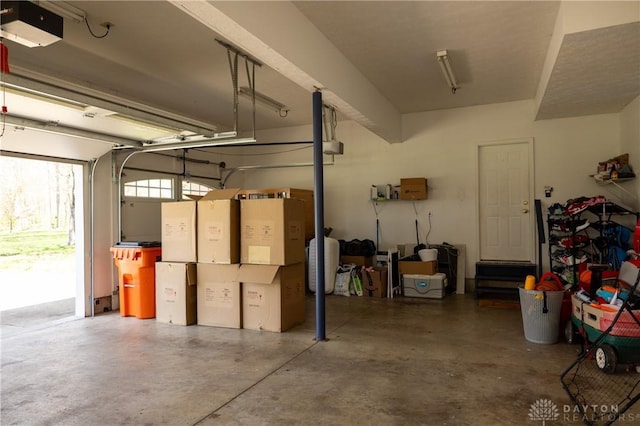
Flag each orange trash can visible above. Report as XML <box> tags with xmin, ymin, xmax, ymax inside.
<box><xmin>110</xmin><ymin>242</ymin><xmax>162</xmax><ymax>319</ymax></box>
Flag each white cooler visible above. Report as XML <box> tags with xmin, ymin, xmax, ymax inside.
<box><xmin>403</xmin><ymin>273</ymin><xmax>447</xmax><ymax>299</ymax></box>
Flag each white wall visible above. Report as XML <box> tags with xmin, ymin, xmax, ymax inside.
<box><xmin>218</xmin><ymin>99</ymin><xmax>622</xmax><ymax>276</ymax></box>
<box><xmin>619</xmin><ymin>95</ymin><xmax>640</xmax><ymax>209</ymax></box>
<box><xmin>93</xmin><ymin>98</ymin><xmax>629</xmax><ymax>286</ymax></box>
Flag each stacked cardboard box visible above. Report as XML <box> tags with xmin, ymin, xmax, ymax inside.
<box><xmin>156</xmin><ymin>200</ymin><xmax>199</xmax><ymax>325</ymax></box>
<box><xmin>236</xmin><ymin>188</ymin><xmax>315</xmax><ymax>241</ymax></box>
<box><xmin>197</xmin><ymin>263</ymin><xmax>241</xmax><ymax>328</ymax></box>
<box><xmin>157</xmin><ymin>190</ymin><xmax>242</xmax><ymax>327</ymax></box>
<box><xmin>157</xmin><ymin>190</ymin><xmax>307</xmax><ymax>332</ymax></box>
<box><xmin>196</xmin><ymin>189</ymin><xmax>242</xmax><ymax>329</ymax></box>
<box><xmin>239</xmin><ymin>198</ymin><xmax>307</xmax><ymax>332</ymax></box>
<box><xmin>155</xmin><ymin>262</ymin><xmax>197</xmax><ymax>325</ymax></box>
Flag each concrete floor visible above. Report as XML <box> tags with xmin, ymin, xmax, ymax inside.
<box><xmin>0</xmin><ymin>294</ymin><xmax>615</xmax><ymax>425</ymax></box>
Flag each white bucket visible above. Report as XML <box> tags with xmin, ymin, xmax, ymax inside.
<box><xmin>418</xmin><ymin>248</ymin><xmax>438</xmax><ymax>262</ymax></box>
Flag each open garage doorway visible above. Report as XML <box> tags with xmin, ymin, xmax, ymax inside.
<box><xmin>0</xmin><ymin>155</ymin><xmax>84</xmax><ymax>335</ymax></box>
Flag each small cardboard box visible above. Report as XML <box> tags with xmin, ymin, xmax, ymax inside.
<box><xmin>341</xmin><ymin>255</ymin><xmax>375</xmax><ymax>267</ymax></box>
<box><xmin>400</xmin><ymin>177</ymin><xmax>428</xmax><ymax>200</ymax></box>
<box><xmin>398</xmin><ymin>259</ymin><xmax>438</xmax><ymax>276</ymax></box>
<box><xmin>240</xmin><ymin>198</ymin><xmax>305</xmax><ymax>265</ymax></box>
<box><xmin>197</xmin><ymin>263</ymin><xmax>241</xmax><ymax>328</ymax></box>
<box><xmin>197</xmin><ymin>188</ymin><xmax>240</xmax><ymax>264</ymax></box>
<box><xmin>239</xmin><ymin>263</ymin><xmax>306</xmax><ymax>332</ymax></box>
<box><xmin>161</xmin><ymin>200</ymin><xmax>197</xmax><ymax>262</ymax></box>
<box><xmin>155</xmin><ymin>262</ymin><xmax>197</xmax><ymax>326</ymax></box>
<box><xmin>362</xmin><ymin>267</ymin><xmax>388</xmax><ymax>298</ymax></box>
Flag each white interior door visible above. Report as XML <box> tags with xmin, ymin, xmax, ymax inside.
<box><xmin>478</xmin><ymin>140</ymin><xmax>533</xmax><ymax>262</ymax></box>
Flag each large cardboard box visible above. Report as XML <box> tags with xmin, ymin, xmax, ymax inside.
<box><xmin>239</xmin><ymin>263</ymin><xmax>305</xmax><ymax>332</ymax></box>
<box><xmin>400</xmin><ymin>177</ymin><xmax>428</xmax><ymax>200</ymax></box>
<box><xmin>155</xmin><ymin>262</ymin><xmax>197</xmax><ymax>325</ymax></box>
<box><xmin>362</xmin><ymin>267</ymin><xmax>388</xmax><ymax>298</ymax></box>
<box><xmin>161</xmin><ymin>201</ymin><xmax>197</xmax><ymax>262</ymax></box>
<box><xmin>240</xmin><ymin>198</ymin><xmax>305</xmax><ymax>265</ymax></box>
<box><xmin>398</xmin><ymin>259</ymin><xmax>438</xmax><ymax>276</ymax></box>
<box><xmin>197</xmin><ymin>188</ymin><xmax>240</xmax><ymax>264</ymax></box>
<box><xmin>197</xmin><ymin>263</ymin><xmax>241</xmax><ymax>328</ymax></box>
<box><xmin>236</xmin><ymin>188</ymin><xmax>315</xmax><ymax>241</ymax></box>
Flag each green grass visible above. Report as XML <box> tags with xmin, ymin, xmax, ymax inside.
<box><xmin>0</xmin><ymin>230</ymin><xmax>75</xmax><ymax>257</ymax></box>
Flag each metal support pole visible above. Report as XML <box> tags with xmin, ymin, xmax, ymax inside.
<box><xmin>313</xmin><ymin>90</ymin><xmax>326</xmax><ymax>341</ymax></box>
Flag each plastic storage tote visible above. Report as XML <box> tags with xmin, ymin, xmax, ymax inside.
<box><xmin>110</xmin><ymin>242</ymin><xmax>162</xmax><ymax>319</ymax></box>
<box><xmin>519</xmin><ymin>286</ymin><xmax>565</xmax><ymax>344</ymax></box>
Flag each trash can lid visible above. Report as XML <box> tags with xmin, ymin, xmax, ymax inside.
<box><xmin>113</xmin><ymin>241</ymin><xmax>161</xmax><ymax>248</ymax></box>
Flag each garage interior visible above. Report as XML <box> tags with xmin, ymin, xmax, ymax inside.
<box><xmin>1</xmin><ymin>1</ymin><xmax>640</xmax><ymax>425</ymax></box>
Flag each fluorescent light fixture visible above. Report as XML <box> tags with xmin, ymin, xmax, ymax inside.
<box><xmin>436</xmin><ymin>50</ymin><xmax>459</xmax><ymax>94</ymax></box>
<box><xmin>0</xmin><ymin>1</ymin><xmax>63</xmax><ymax>47</ymax></box>
<box><xmin>238</xmin><ymin>87</ymin><xmax>289</xmax><ymax>116</ymax></box>
<box><xmin>140</xmin><ymin>137</ymin><xmax>256</xmax><ymax>152</ymax></box>
<box><xmin>39</xmin><ymin>1</ymin><xmax>86</xmax><ymax>23</ymax></box>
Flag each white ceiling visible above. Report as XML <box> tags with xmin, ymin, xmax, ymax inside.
<box><xmin>1</xmin><ymin>1</ymin><xmax>639</xmax><ymax>159</ymax></box>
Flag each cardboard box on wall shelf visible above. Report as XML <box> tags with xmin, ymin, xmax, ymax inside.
<box><xmin>362</xmin><ymin>267</ymin><xmax>388</xmax><ymax>298</ymax></box>
<box><xmin>240</xmin><ymin>198</ymin><xmax>306</xmax><ymax>266</ymax></box>
<box><xmin>398</xmin><ymin>259</ymin><xmax>438</xmax><ymax>276</ymax></box>
<box><xmin>400</xmin><ymin>178</ymin><xmax>428</xmax><ymax>200</ymax></box>
<box><xmin>155</xmin><ymin>262</ymin><xmax>197</xmax><ymax>326</ymax></box>
<box><xmin>239</xmin><ymin>263</ymin><xmax>305</xmax><ymax>332</ymax></box>
<box><xmin>197</xmin><ymin>188</ymin><xmax>240</xmax><ymax>264</ymax></box>
<box><xmin>197</xmin><ymin>263</ymin><xmax>241</xmax><ymax>328</ymax></box>
<box><xmin>161</xmin><ymin>200</ymin><xmax>197</xmax><ymax>262</ymax></box>
<box><xmin>341</xmin><ymin>255</ymin><xmax>375</xmax><ymax>267</ymax></box>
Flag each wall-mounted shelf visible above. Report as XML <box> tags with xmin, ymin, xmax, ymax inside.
<box><xmin>589</xmin><ymin>175</ymin><xmax>637</xmax><ymax>200</ymax></box>
<box><xmin>590</xmin><ymin>175</ymin><xmax>634</xmax><ymax>184</ymax></box>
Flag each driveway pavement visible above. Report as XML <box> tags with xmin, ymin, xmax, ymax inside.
<box><xmin>0</xmin><ymin>254</ymin><xmax>75</xmax><ymax>311</ymax></box>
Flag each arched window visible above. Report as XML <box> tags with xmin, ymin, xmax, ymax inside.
<box><xmin>123</xmin><ymin>179</ymin><xmax>173</xmax><ymax>199</ymax></box>
<box><xmin>182</xmin><ymin>181</ymin><xmax>213</xmax><ymax>199</ymax></box>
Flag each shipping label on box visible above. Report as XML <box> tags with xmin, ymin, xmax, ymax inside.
<box><xmin>204</xmin><ymin>221</ymin><xmax>224</xmax><ymax>242</ymax></box>
<box><xmin>245</xmin><ymin>287</ymin><xmax>265</xmax><ymax>308</ymax></box>
<box><xmin>203</xmin><ymin>285</ymin><xmax>235</xmax><ymax>308</ymax></box>
<box><xmin>288</xmin><ymin>221</ymin><xmax>303</xmax><ymax>241</ymax></box>
<box><xmin>162</xmin><ymin>287</ymin><xmax>178</xmax><ymax>303</ymax></box>
<box><xmin>243</xmin><ymin>220</ymin><xmax>275</xmax><ymax>242</ymax></box>
<box><xmin>247</xmin><ymin>246</ymin><xmax>271</xmax><ymax>264</ymax></box>
<box><xmin>163</xmin><ymin>217</ymin><xmax>192</xmax><ymax>242</ymax></box>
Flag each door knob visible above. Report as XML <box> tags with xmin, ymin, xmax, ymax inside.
<box><xmin>522</xmin><ymin>209</ymin><xmax>529</xmax><ymax>213</ymax></box>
